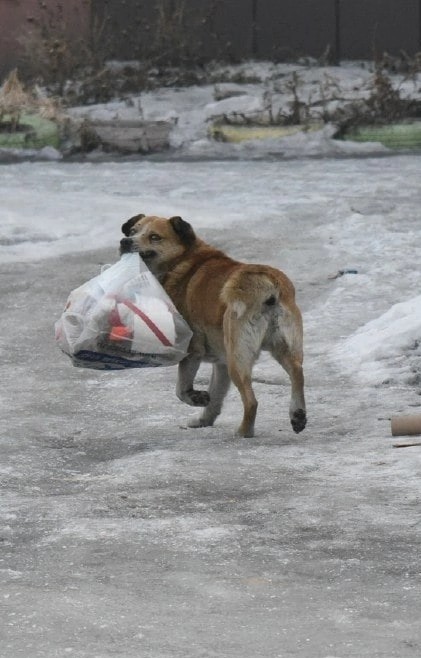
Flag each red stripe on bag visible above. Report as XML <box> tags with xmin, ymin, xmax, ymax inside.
<box><xmin>121</xmin><ymin>299</ymin><xmax>173</xmax><ymax>347</ymax></box>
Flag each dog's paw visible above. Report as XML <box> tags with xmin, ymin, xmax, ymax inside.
<box><xmin>188</xmin><ymin>415</ymin><xmax>214</xmax><ymax>428</ymax></box>
<box><xmin>291</xmin><ymin>409</ymin><xmax>306</xmax><ymax>434</ymax></box>
<box><xmin>183</xmin><ymin>389</ymin><xmax>210</xmax><ymax>407</ymax></box>
<box><xmin>236</xmin><ymin>423</ymin><xmax>255</xmax><ymax>438</ymax></box>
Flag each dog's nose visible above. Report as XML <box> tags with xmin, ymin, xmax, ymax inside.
<box><xmin>120</xmin><ymin>237</ymin><xmax>134</xmax><ymax>253</ymax></box>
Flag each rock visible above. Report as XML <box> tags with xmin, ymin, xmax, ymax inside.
<box><xmin>38</xmin><ymin>146</ymin><xmax>62</xmax><ymax>160</ymax></box>
<box><xmin>213</xmin><ymin>84</ymin><xmax>249</xmax><ymax>101</ymax></box>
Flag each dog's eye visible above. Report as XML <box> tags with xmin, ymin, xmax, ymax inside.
<box><xmin>149</xmin><ymin>233</ymin><xmax>162</xmax><ymax>242</ymax></box>
<box><xmin>129</xmin><ymin>228</ymin><xmax>137</xmax><ymax>236</ymax></box>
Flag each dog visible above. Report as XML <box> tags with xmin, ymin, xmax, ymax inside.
<box><xmin>120</xmin><ymin>214</ymin><xmax>306</xmax><ymax>438</ymax></box>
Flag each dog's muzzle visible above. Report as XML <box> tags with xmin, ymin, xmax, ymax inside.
<box><xmin>119</xmin><ymin>238</ymin><xmax>157</xmax><ymax>261</ymax></box>
<box><xmin>139</xmin><ymin>250</ymin><xmax>157</xmax><ymax>261</ymax></box>
<box><xmin>120</xmin><ymin>237</ymin><xmax>135</xmax><ymax>254</ymax></box>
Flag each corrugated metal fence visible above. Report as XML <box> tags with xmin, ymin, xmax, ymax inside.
<box><xmin>93</xmin><ymin>0</ymin><xmax>421</xmax><ymax>63</ymax></box>
<box><xmin>1</xmin><ymin>0</ymin><xmax>421</xmax><ymax>78</ymax></box>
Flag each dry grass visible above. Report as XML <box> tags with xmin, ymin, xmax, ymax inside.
<box><xmin>0</xmin><ymin>70</ymin><xmax>33</xmax><ymax>129</ymax></box>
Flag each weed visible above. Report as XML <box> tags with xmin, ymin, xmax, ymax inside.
<box><xmin>334</xmin><ymin>59</ymin><xmax>421</xmax><ymax>136</ymax></box>
<box><xmin>0</xmin><ymin>69</ymin><xmax>31</xmax><ymax>129</ymax></box>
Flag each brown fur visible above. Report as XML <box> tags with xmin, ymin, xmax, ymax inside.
<box><xmin>120</xmin><ymin>214</ymin><xmax>306</xmax><ymax>437</ymax></box>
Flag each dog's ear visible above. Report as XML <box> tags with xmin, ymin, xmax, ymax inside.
<box><xmin>121</xmin><ymin>214</ymin><xmax>145</xmax><ymax>236</ymax></box>
<box><xmin>169</xmin><ymin>216</ymin><xmax>196</xmax><ymax>246</ymax></box>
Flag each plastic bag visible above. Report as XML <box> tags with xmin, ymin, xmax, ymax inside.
<box><xmin>55</xmin><ymin>252</ymin><xmax>192</xmax><ymax>370</ymax></box>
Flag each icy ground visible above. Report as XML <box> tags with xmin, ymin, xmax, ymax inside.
<box><xmin>1</xmin><ymin>154</ymin><xmax>421</xmax><ymax>657</ymax></box>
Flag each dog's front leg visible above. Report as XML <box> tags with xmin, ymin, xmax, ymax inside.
<box><xmin>176</xmin><ymin>353</ymin><xmax>210</xmax><ymax>407</ymax></box>
<box><xmin>188</xmin><ymin>362</ymin><xmax>231</xmax><ymax>428</ymax></box>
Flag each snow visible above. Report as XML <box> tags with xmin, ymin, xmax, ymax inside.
<box><xmin>1</xmin><ymin>60</ymin><xmax>421</xmax><ymax>657</ymax></box>
<box><xmin>66</xmin><ymin>59</ymin><xmax>418</xmax><ymax>159</ymax></box>
<box><xmin>333</xmin><ymin>296</ymin><xmax>421</xmax><ymax>386</ymax></box>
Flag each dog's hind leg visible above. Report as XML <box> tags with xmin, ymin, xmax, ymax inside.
<box><xmin>270</xmin><ymin>346</ymin><xmax>306</xmax><ymax>434</ymax></box>
<box><xmin>176</xmin><ymin>353</ymin><xmax>210</xmax><ymax>407</ymax></box>
<box><xmin>229</xmin><ymin>363</ymin><xmax>257</xmax><ymax>438</ymax></box>
<box><xmin>223</xmin><ymin>307</ymin><xmax>267</xmax><ymax>438</ymax></box>
<box><xmin>264</xmin><ymin>297</ymin><xmax>306</xmax><ymax>434</ymax></box>
<box><xmin>188</xmin><ymin>362</ymin><xmax>231</xmax><ymax>428</ymax></box>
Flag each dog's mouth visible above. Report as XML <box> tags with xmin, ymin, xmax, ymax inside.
<box><xmin>120</xmin><ymin>238</ymin><xmax>157</xmax><ymax>261</ymax></box>
<box><xmin>139</xmin><ymin>249</ymin><xmax>157</xmax><ymax>261</ymax></box>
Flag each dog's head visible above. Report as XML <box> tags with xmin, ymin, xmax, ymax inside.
<box><xmin>120</xmin><ymin>214</ymin><xmax>196</xmax><ymax>276</ymax></box>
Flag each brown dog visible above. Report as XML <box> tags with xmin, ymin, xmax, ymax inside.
<box><xmin>120</xmin><ymin>214</ymin><xmax>306</xmax><ymax>438</ymax></box>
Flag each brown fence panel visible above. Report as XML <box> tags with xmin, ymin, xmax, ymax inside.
<box><xmin>255</xmin><ymin>0</ymin><xmax>337</xmax><ymax>61</ymax></box>
<box><xmin>339</xmin><ymin>0</ymin><xmax>420</xmax><ymax>59</ymax></box>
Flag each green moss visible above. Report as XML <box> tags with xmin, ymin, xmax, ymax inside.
<box><xmin>0</xmin><ymin>113</ymin><xmax>60</xmax><ymax>149</ymax></box>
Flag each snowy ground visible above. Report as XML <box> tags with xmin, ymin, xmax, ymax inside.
<box><xmin>4</xmin><ymin>59</ymin><xmax>420</xmax><ymax>163</ymax></box>
<box><xmin>67</xmin><ymin>59</ymin><xmax>420</xmax><ymax>159</ymax></box>
<box><xmin>1</xmin><ymin>149</ymin><xmax>421</xmax><ymax>657</ymax></box>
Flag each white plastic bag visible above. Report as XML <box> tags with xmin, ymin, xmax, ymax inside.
<box><xmin>55</xmin><ymin>252</ymin><xmax>192</xmax><ymax>370</ymax></box>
